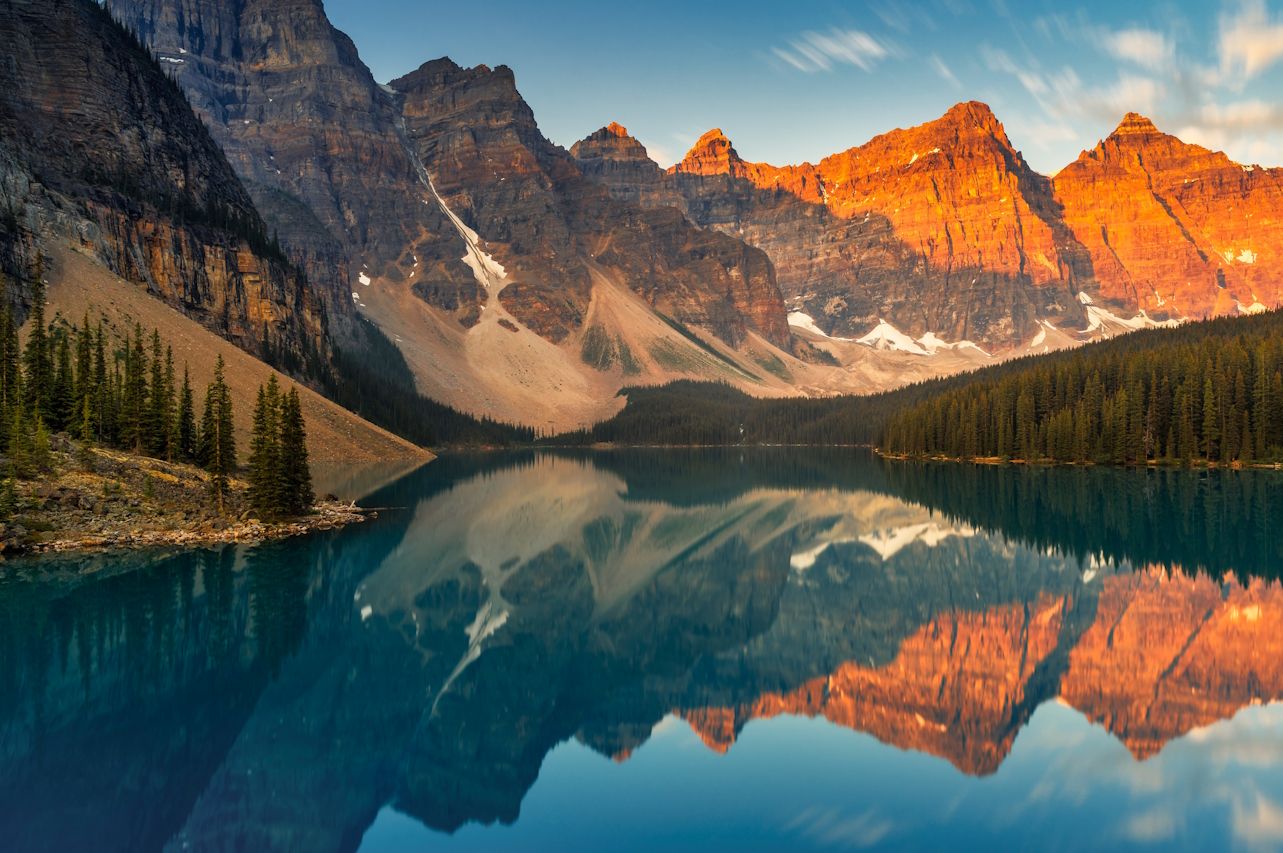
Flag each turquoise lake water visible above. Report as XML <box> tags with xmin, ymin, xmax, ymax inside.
<box><xmin>4</xmin><ymin>450</ymin><xmax>1283</xmax><ymax>851</ymax></box>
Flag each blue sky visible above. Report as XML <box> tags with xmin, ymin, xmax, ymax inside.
<box><xmin>326</xmin><ymin>0</ymin><xmax>1283</xmax><ymax>174</ymax></box>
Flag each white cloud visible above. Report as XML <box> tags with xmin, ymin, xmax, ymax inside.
<box><xmin>1100</xmin><ymin>75</ymin><xmax>1163</xmax><ymax>115</ymax></box>
<box><xmin>784</xmin><ymin>806</ymin><xmax>896</xmax><ymax>848</ymax></box>
<box><xmin>772</xmin><ymin>29</ymin><xmax>890</xmax><ymax>73</ymax></box>
<box><xmin>1102</xmin><ymin>28</ymin><xmax>1173</xmax><ymax>70</ymax></box>
<box><xmin>930</xmin><ymin>54</ymin><xmax>962</xmax><ymax>89</ymax></box>
<box><xmin>1232</xmin><ymin>792</ymin><xmax>1283</xmax><ymax>847</ymax></box>
<box><xmin>1219</xmin><ymin>0</ymin><xmax>1283</xmax><ymax>81</ymax></box>
<box><xmin>1200</xmin><ymin>99</ymin><xmax>1283</xmax><ymax>129</ymax></box>
<box><xmin>1120</xmin><ymin>806</ymin><xmax>1180</xmax><ymax>842</ymax></box>
<box><xmin>981</xmin><ymin>45</ymin><xmax>1019</xmax><ymax>74</ymax></box>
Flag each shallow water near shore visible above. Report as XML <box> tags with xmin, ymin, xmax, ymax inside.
<box><xmin>4</xmin><ymin>449</ymin><xmax>1283</xmax><ymax>851</ymax></box>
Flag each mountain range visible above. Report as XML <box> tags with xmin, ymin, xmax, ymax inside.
<box><xmin>2</xmin><ymin>0</ymin><xmax>1281</xmax><ymax>434</ymax></box>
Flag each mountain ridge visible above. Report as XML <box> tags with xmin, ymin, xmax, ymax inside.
<box><xmin>576</xmin><ymin>103</ymin><xmax>1283</xmax><ymax>349</ymax></box>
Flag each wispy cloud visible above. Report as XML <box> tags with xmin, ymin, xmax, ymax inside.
<box><xmin>772</xmin><ymin>28</ymin><xmax>891</xmax><ymax>73</ymax></box>
<box><xmin>1219</xmin><ymin>0</ymin><xmax>1283</xmax><ymax>81</ymax></box>
<box><xmin>784</xmin><ymin>806</ymin><xmax>896</xmax><ymax>849</ymax></box>
<box><xmin>1101</xmin><ymin>28</ymin><xmax>1174</xmax><ymax>70</ymax></box>
<box><xmin>931</xmin><ymin>54</ymin><xmax>962</xmax><ymax>89</ymax></box>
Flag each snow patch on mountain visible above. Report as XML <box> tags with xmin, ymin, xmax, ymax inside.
<box><xmin>860</xmin><ymin>522</ymin><xmax>975</xmax><ymax>561</ymax></box>
<box><xmin>1078</xmin><ymin>293</ymin><xmax>1182</xmax><ymax>334</ymax></box>
<box><xmin>857</xmin><ymin>319</ymin><xmax>931</xmax><ymax>356</ymax></box>
<box><xmin>917</xmin><ymin>331</ymin><xmax>990</xmax><ymax>357</ymax></box>
<box><xmin>788</xmin><ymin>311</ymin><xmax>851</xmax><ymax>340</ymax></box>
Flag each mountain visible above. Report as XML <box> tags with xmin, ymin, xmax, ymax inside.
<box><xmin>103</xmin><ymin>0</ymin><xmax>475</xmax><ymax>341</ymax></box>
<box><xmin>389</xmin><ymin>58</ymin><xmax>789</xmax><ymax>346</ymax></box>
<box><xmin>108</xmin><ymin>1</ymin><xmax>810</xmax><ymax>430</ymax></box>
<box><xmin>1053</xmin><ymin>113</ymin><xmax>1283</xmax><ymax>317</ymax></box>
<box><xmin>576</xmin><ymin>103</ymin><xmax>1095</xmax><ymax>349</ymax></box>
<box><xmin>0</xmin><ymin>0</ymin><xmax>329</xmax><ymax>372</ymax></box>
<box><xmin>574</xmin><ymin>105</ymin><xmax>1283</xmax><ymax>351</ymax></box>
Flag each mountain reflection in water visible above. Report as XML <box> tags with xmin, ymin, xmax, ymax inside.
<box><xmin>3</xmin><ymin>450</ymin><xmax>1283</xmax><ymax>852</ymax></box>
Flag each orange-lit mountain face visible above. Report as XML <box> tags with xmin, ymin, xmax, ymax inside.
<box><xmin>683</xmin><ymin>593</ymin><xmax>1075</xmax><ymax>775</ymax></box>
<box><xmin>576</xmin><ymin>105</ymin><xmax>1283</xmax><ymax>349</ymax></box>
<box><xmin>1053</xmin><ymin>113</ymin><xmax>1283</xmax><ymax>316</ymax></box>
<box><xmin>681</xmin><ymin>567</ymin><xmax>1283</xmax><ymax>775</ymax></box>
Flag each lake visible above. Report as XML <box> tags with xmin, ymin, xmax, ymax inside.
<box><xmin>4</xmin><ymin>449</ymin><xmax>1283</xmax><ymax>852</ymax></box>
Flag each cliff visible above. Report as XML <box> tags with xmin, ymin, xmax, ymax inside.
<box><xmin>0</xmin><ymin>0</ymin><xmax>329</xmax><ymax>371</ymax></box>
<box><xmin>575</xmin><ymin>104</ymin><xmax>1283</xmax><ymax>349</ymax></box>
<box><xmin>1053</xmin><ymin>113</ymin><xmax>1283</xmax><ymax>317</ymax></box>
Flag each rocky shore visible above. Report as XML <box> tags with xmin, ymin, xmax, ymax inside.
<box><xmin>1</xmin><ymin>438</ymin><xmax>371</xmax><ymax>558</ymax></box>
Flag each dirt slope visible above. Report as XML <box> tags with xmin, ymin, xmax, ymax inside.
<box><xmin>43</xmin><ymin>245</ymin><xmax>432</xmax><ymax>469</ymax></box>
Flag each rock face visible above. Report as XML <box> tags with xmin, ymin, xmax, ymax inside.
<box><xmin>577</xmin><ymin>103</ymin><xmax>1093</xmax><ymax>347</ymax></box>
<box><xmin>0</xmin><ymin>0</ymin><xmax>328</xmax><ymax>369</ymax></box>
<box><xmin>1052</xmin><ymin>113</ymin><xmax>1283</xmax><ymax>316</ymax></box>
<box><xmin>685</xmin><ymin>594</ymin><xmax>1076</xmax><ymax>775</ymax></box>
<box><xmin>391</xmin><ymin>60</ymin><xmax>789</xmax><ymax>346</ymax></box>
<box><xmin>575</xmin><ymin>104</ymin><xmax>1283</xmax><ymax>349</ymax></box>
<box><xmin>103</xmin><ymin>0</ymin><xmax>475</xmax><ymax>340</ymax></box>
<box><xmin>1060</xmin><ymin>568</ymin><xmax>1283</xmax><ymax>759</ymax></box>
<box><xmin>108</xmin><ymin>1</ymin><xmax>791</xmax><ymax>351</ymax></box>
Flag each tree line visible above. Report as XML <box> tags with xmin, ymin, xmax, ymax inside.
<box><xmin>0</xmin><ymin>262</ymin><xmax>314</xmax><ymax>514</ymax></box>
<box><xmin>248</xmin><ymin>375</ymin><xmax>313</xmax><ymax>519</ymax></box>
<box><xmin>881</xmin><ymin>310</ymin><xmax>1283</xmax><ymax>465</ymax></box>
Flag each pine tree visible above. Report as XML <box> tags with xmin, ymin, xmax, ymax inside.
<box><xmin>279</xmin><ymin>386</ymin><xmax>312</xmax><ymax>514</ymax></box>
<box><xmin>75</xmin><ymin>313</ymin><xmax>92</xmax><ymax>411</ymax></box>
<box><xmin>144</xmin><ymin>329</ymin><xmax>168</xmax><ymax>455</ymax></box>
<box><xmin>1202</xmin><ymin>376</ymin><xmax>1220</xmax><ymax>461</ymax></box>
<box><xmin>7</xmin><ymin>403</ymin><xmax>32</xmax><ymax>478</ymax></box>
<box><xmin>21</xmin><ymin>260</ymin><xmax>52</xmax><ymax>418</ymax></box>
<box><xmin>50</xmin><ymin>329</ymin><xmax>74</xmax><ymax>431</ymax></box>
<box><xmin>202</xmin><ymin>356</ymin><xmax>236</xmax><ymax>513</ymax></box>
<box><xmin>93</xmin><ymin>322</ymin><xmax>108</xmax><ymax>441</ymax></box>
<box><xmin>122</xmin><ymin>324</ymin><xmax>148</xmax><ymax>451</ymax></box>
<box><xmin>0</xmin><ymin>298</ymin><xmax>19</xmax><ymax>408</ymax></box>
<box><xmin>248</xmin><ymin>377</ymin><xmax>282</xmax><ymax>518</ymax></box>
<box><xmin>177</xmin><ymin>366</ymin><xmax>196</xmax><ymax>461</ymax></box>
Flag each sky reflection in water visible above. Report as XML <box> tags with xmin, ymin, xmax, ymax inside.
<box><xmin>4</xmin><ymin>450</ymin><xmax>1283</xmax><ymax>852</ymax></box>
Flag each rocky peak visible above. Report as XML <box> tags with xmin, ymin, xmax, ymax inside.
<box><xmin>1072</xmin><ymin>112</ymin><xmax>1225</xmax><ymax>172</ymax></box>
<box><xmin>674</xmin><ymin>128</ymin><xmax>743</xmax><ymax>176</ymax></box>
<box><xmin>1112</xmin><ymin>112</ymin><xmax>1161</xmax><ymax>137</ymax></box>
<box><xmin>569</xmin><ymin>122</ymin><xmax>654</xmax><ymax>165</ymax></box>
<box><xmin>107</xmin><ymin>0</ymin><xmax>481</xmax><ymax>340</ymax></box>
<box><xmin>939</xmin><ymin>100</ymin><xmax>1005</xmax><ymax>135</ymax></box>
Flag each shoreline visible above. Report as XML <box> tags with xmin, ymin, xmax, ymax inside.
<box><xmin>0</xmin><ymin>438</ymin><xmax>387</xmax><ymax>561</ymax></box>
<box><xmin>14</xmin><ymin>500</ymin><xmax>374</xmax><ymax>558</ymax></box>
<box><xmin>875</xmin><ymin>450</ymin><xmax>1283</xmax><ymax>470</ymax></box>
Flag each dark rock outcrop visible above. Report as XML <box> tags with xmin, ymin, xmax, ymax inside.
<box><xmin>104</xmin><ymin>0</ymin><xmax>477</xmax><ymax>340</ymax></box>
<box><xmin>0</xmin><ymin>0</ymin><xmax>328</xmax><ymax>369</ymax></box>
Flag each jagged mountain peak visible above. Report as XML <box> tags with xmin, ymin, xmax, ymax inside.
<box><xmin>911</xmin><ymin>100</ymin><xmax>1014</xmax><ymax>150</ymax></box>
<box><xmin>390</xmin><ymin>57</ymin><xmax>517</xmax><ymax>92</ymax></box>
<box><xmin>569</xmin><ymin>122</ymin><xmax>654</xmax><ymax>164</ymax></box>
<box><xmin>1112</xmin><ymin>111</ymin><xmax>1161</xmax><ymax>137</ymax></box>
<box><xmin>674</xmin><ymin>128</ymin><xmax>743</xmax><ymax>175</ymax></box>
<box><xmin>939</xmin><ymin>100</ymin><xmax>1003</xmax><ymax>131</ymax></box>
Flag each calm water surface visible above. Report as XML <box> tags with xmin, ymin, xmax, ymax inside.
<box><xmin>4</xmin><ymin>450</ymin><xmax>1283</xmax><ymax>852</ymax></box>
